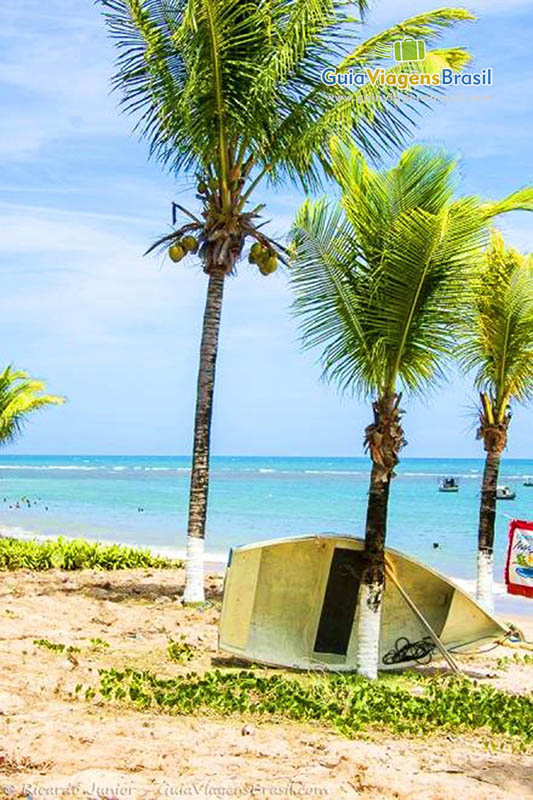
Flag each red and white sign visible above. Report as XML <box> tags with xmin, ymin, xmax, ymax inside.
<box><xmin>505</xmin><ymin>519</ymin><xmax>533</xmax><ymax>599</ymax></box>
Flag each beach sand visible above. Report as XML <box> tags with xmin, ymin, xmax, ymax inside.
<box><xmin>0</xmin><ymin>566</ymin><xmax>531</xmax><ymax>799</ymax></box>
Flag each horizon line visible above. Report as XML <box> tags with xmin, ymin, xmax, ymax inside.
<box><xmin>0</xmin><ymin>453</ymin><xmax>531</xmax><ymax>461</ymax></box>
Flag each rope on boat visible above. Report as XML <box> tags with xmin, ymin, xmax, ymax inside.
<box><xmin>383</xmin><ymin>636</ymin><xmax>435</xmax><ymax>665</ymax></box>
<box><xmin>385</xmin><ymin>557</ymin><xmax>462</xmax><ymax>674</ymax></box>
<box><xmin>501</xmin><ymin>639</ymin><xmax>533</xmax><ymax>651</ymax></box>
<box><xmin>447</xmin><ymin>627</ymin><xmax>533</xmax><ymax>654</ymax></box>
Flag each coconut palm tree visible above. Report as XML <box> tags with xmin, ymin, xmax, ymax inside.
<box><xmin>0</xmin><ymin>366</ymin><xmax>64</xmax><ymax>446</ymax></box>
<box><xmin>458</xmin><ymin>232</ymin><xmax>533</xmax><ymax>613</ymax></box>
<box><xmin>289</xmin><ymin>143</ymin><xmax>533</xmax><ymax>678</ymax></box>
<box><xmin>99</xmin><ymin>0</ymin><xmax>476</xmax><ymax>601</ymax></box>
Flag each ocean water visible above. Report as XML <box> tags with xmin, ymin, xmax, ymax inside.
<box><xmin>1</xmin><ymin>454</ymin><xmax>532</xmax><ymax>615</ymax></box>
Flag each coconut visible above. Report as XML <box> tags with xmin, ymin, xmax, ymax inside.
<box><xmin>259</xmin><ymin>254</ymin><xmax>278</xmax><ymax>275</ymax></box>
<box><xmin>181</xmin><ymin>235</ymin><xmax>198</xmax><ymax>253</ymax></box>
<box><xmin>266</xmin><ymin>255</ymin><xmax>278</xmax><ymax>273</ymax></box>
<box><xmin>250</xmin><ymin>242</ymin><xmax>263</xmax><ymax>260</ymax></box>
<box><xmin>256</xmin><ymin>247</ymin><xmax>271</xmax><ymax>266</ymax></box>
<box><xmin>197</xmin><ymin>181</ymin><xmax>207</xmax><ymax>194</ymax></box>
<box><xmin>169</xmin><ymin>243</ymin><xmax>185</xmax><ymax>262</ymax></box>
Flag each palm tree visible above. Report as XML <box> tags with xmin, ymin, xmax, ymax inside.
<box><xmin>458</xmin><ymin>231</ymin><xmax>533</xmax><ymax>613</ymax></box>
<box><xmin>0</xmin><ymin>366</ymin><xmax>64</xmax><ymax>446</ymax></box>
<box><xmin>289</xmin><ymin>143</ymin><xmax>533</xmax><ymax>678</ymax></box>
<box><xmin>99</xmin><ymin>0</ymin><xmax>476</xmax><ymax>601</ymax></box>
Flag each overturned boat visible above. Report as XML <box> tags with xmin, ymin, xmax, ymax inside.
<box><xmin>219</xmin><ymin>535</ymin><xmax>508</xmax><ymax>672</ymax></box>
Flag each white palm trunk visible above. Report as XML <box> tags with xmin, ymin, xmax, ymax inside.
<box><xmin>183</xmin><ymin>536</ymin><xmax>205</xmax><ymax>603</ymax></box>
<box><xmin>355</xmin><ymin>582</ymin><xmax>383</xmax><ymax>679</ymax></box>
<box><xmin>183</xmin><ymin>271</ymin><xmax>225</xmax><ymax>605</ymax></box>
<box><xmin>476</xmin><ymin>549</ymin><xmax>494</xmax><ymax>614</ymax></box>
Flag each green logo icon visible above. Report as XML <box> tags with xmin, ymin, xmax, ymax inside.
<box><xmin>393</xmin><ymin>38</ymin><xmax>426</xmax><ymax>62</ymax></box>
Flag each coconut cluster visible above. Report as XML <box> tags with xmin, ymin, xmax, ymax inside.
<box><xmin>168</xmin><ymin>235</ymin><xmax>199</xmax><ymax>263</ymax></box>
<box><xmin>248</xmin><ymin>243</ymin><xmax>278</xmax><ymax>276</ymax></box>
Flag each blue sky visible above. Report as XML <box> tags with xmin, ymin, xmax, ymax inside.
<box><xmin>0</xmin><ymin>0</ymin><xmax>532</xmax><ymax>458</ymax></box>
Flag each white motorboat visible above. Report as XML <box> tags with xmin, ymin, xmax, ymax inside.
<box><xmin>496</xmin><ymin>485</ymin><xmax>516</xmax><ymax>500</ymax></box>
<box><xmin>438</xmin><ymin>476</ymin><xmax>459</xmax><ymax>493</ymax></box>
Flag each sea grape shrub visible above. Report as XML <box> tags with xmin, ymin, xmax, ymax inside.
<box><xmin>0</xmin><ymin>537</ymin><xmax>182</xmax><ymax>571</ymax></box>
<box><xmin>167</xmin><ymin>636</ymin><xmax>195</xmax><ymax>663</ymax></box>
<box><xmin>33</xmin><ymin>639</ymin><xmax>80</xmax><ymax>654</ymax></box>
<box><xmin>94</xmin><ymin>669</ymin><xmax>533</xmax><ymax>745</ymax></box>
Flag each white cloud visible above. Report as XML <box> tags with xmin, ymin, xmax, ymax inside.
<box><xmin>0</xmin><ymin>202</ymin><xmax>199</xmax><ymax>344</ymax></box>
<box><xmin>0</xmin><ymin>198</ymin><xmax>297</xmax><ymax>352</ymax></box>
<box><xmin>0</xmin><ymin>3</ymin><xmax>126</xmax><ymax>160</ymax></box>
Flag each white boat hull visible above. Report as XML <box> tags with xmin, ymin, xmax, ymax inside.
<box><xmin>218</xmin><ymin>534</ymin><xmax>508</xmax><ymax>672</ymax></box>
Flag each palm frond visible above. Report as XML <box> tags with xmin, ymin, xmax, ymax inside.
<box><xmin>338</xmin><ymin>7</ymin><xmax>475</xmax><ymax>70</ymax></box>
<box><xmin>458</xmin><ymin>231</ymin><xmax>533</xmax><ymax>417</ymax></box>
<box><xmin>267</xmin><ymin>45</ymin><xmax>471</xmax><ymax>186</ymax></box>
<box><xmin>480</xmin><ymin>187</ymin><xmax>533</xmax><ymax>218</ymax></box>
<box><xmin>98</xmin><ymin>0</ymin><xmax>474</xmax><ymax>193</ymax></box>
<box><xmin>0</xmin><ymin>366</ymin><xmax>65</xmax><ymax>447</ymax></box>
<box><xmin>289</xmin><ymin>146</ymin><xmax>513</xmax><ymax>400</ymax></box>
<box><xmin>291</xmin><ymin>197</ymin><xmax>375</xmax><ymax>393</ymax></box>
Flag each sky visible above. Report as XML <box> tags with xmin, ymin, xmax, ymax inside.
<box><xmin>0</xmin><ymin>0</ymin><xmax>532</xmax><ymax>458</ymax></box>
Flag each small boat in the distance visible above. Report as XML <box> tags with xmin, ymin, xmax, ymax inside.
<box><xmin>438</xmin><ymin>476</ymin><xmax>459</xmax><ymax>493</ymax></box>
<box><xmin>523</xmin><ymin>476</ymin><xmax>533</xmax><ymax>487</ymax></box>
<box><xmin>496</xmin><ymin>485</ymin><xmax>516</xmax><ymax>500</ymax></box>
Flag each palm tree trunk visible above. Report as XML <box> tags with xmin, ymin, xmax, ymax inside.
<box><xmin>183</xmin><ymin>268</ymin><xmax>225</xmax><ymax>603</ymax></box>
<box><xmin>355</xmin><ymin>463</ymin><xmax>391</xmax><ymax>679</ymax></box>
<box><xmin>356</xmin><ymin>392</ymin><xmax>406</xmax><ymax>680</ymax></box>
<box><xmin>476</xmin><ymin>450</ymin><xmax>501</xmax><ymax>613</ymax></box>
<box><xmin>356</xmin><ymin>393</ymin><xmax>404</xmax><ymax>679</ymax></box>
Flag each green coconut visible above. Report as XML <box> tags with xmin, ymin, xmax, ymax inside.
<box><xmin>181</xmin><ymin>235</ymin><xmax>198</xmax><ymax>253</ymax></box>
<box><xmin>197</xmin><ymin>181</ymin><xmax>208</xmax><ymax>194</ymax></box>
<box><xmin>257</xmin><ymin>247</ymin><xmax>271</xmax><ymax>265</ymax></box>
<box><xmin>250</xmin><ymin>242</ymin><xmax>263</xmax><ymax>261</ymax></box>
<box><xmin>259</xmin><ymin>254</ymin><xmax>278</xmax><ymax>275</ymax></box>
<box><xmin>168</xmin><ymin>243</ymin><xmax>186</xmax><ymax>262</ymax></box>
<box><xmin>266</xmin><ymin>255</ymin><xmax>278</xmax><ymax>273</ymax></box>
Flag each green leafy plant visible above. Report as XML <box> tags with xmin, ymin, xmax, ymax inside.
<box><xmin>91</xmin><ymin>667</ymin><xmax>533</xmax><ymax>746</ymax></box>
<box><xmin>89</xmin><ymin>637</ymin><xmax>110</xmax><ymax>651</ymax></box>
<box><xmin>0</xmin><ymin>536</ymin><xmax>182</xmax><ymax>571</ymax></box>
<box><xmin>497</xmin><ymin>653</ymin><xmax>533</xmax><ymax>671</ymax></box>
<box><xmin>33</xmin><ymin>639</ymin><xmax>80</xmax><ymax>655</ymax></box>
<box><xmin>167</xmin><ymin>636</ymin><xmax>195</xmax><ymax>663</ymax></box>
<box><xmin>35</xmin><ymin>637</ymin><xmax>113</xmax><ymax>657</ymax></box>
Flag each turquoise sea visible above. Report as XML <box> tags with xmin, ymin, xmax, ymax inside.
<box><xmin>1</xmin><ymin>455</ymin><xmax>532</xmax><ymax>615</ymax></box>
